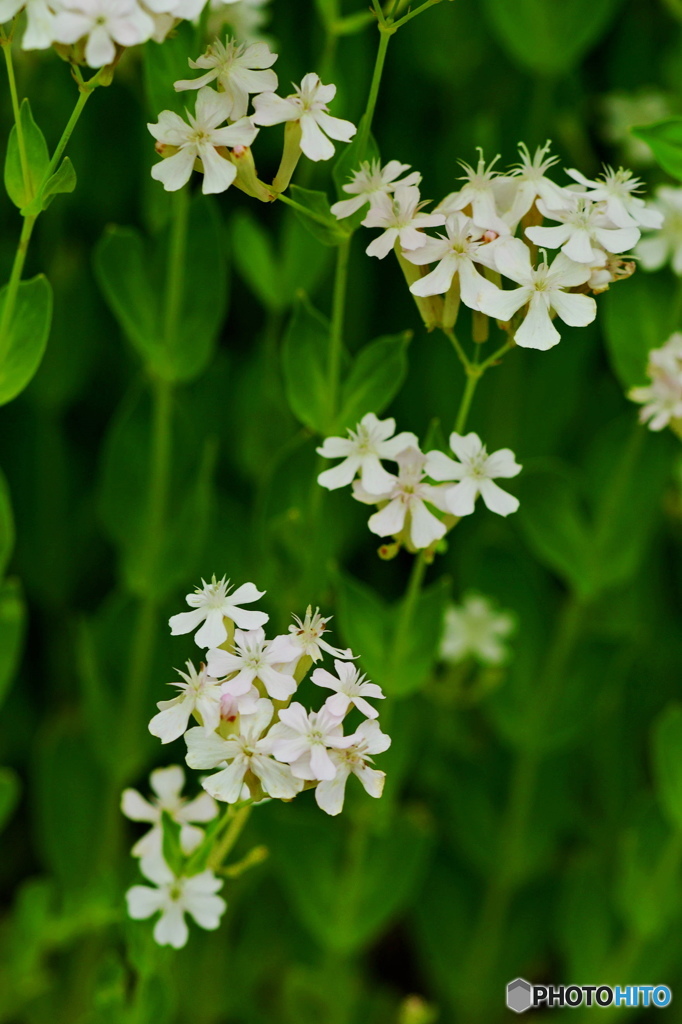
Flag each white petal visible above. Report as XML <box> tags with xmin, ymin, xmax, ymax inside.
<box><xmin>478</xmin><ymin>479</ymin><xmax>519</xmax><ymax>516</ymax></box>
<box><xmin>409</xmin><ymin>499</ymin><xmax>446</xmax><ymax>549</ymax></box>
<box><xmin>194</xmin><ymin>608</ymin><xmax>228</xmax><ymax>649</ymax></box>
<box><xmin>150</xmin><ymin>765</ymin><xmax>185</xmax><ymax>804</ymax></box>
<box><xmin>203</xmin><ymin>759</ymin><xmax>248</xmax><ymax>803</ymax></box>
<box><xmin>300</xmin><ymin>113</ymin><xmax>335</xmax><ymax>161</ymax></box>
<box><xmin>154</xmin><ymin>904</ymin><xmax>189</xmax><ymax>948</ymax></box>
<box><xmin>550</xmin><ymin>289</ymin><xmax>596</xmax><ymax>328</ymax></box>
<box><xmin>151</xmin><ymin>148</ymin><xmax>197</xmax><ymax>192</ymax></box>
<box><xmin>445</xmin><ymin>477</ymin><xmax>479</xmax><ymax>516</ymax></box>
<box><xmin>121</xmin><ymin>789</ymin><xmax>156</xmax><ymax>822</ymax></box>
<box><xmin>367</xmin><ymin>498</ymin><xmax>407</xmax><ymax>538</ymax></box>
<box><xmin>126</xmin><ymin>884</ymin><xmax>165</xmax><ymax>920</ymax></box>
<box><xmin>514</xmin><ymin>296</ymin><xmax>560</xmax><ymax>350</ymax></box>
<box><xmin>315</xmin><ymin>768</ymin><xmax>350</xmax><ymax>815</ymax></box>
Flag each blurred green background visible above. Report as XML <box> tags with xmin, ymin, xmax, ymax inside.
<box><xmin>2</xmin><ymin>0</ymin><xmax>682</xmax><ymax>1020</ymax></box>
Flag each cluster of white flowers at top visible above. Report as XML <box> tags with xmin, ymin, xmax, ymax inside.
<box><xmin>334</xmin><ymin>144</ymin><xmax>662</xmax><ymax>351</ymax></box>
<box><xmin>637</xmin><ymin>186</ymin><xmax>682</xmax><ymax>277</ymax></box>
<box><xmin>439</xmin><ymin>594</ymin><xmax>515</xmax><ymax>667</ymax></box>
<box><xmin>123</xmin><ymin>576</ymin><xmax>391</xmax><ymax>946</ymax></box>
<box><xmin>317</xmin><ymin>413</ymin><xmax>522</xmax><ymax>552</ymax></box>
<box><xmin>629</xmin><ymin>333</ymin><xmax>682</xmax><ymax>432</ymax></box>
<box><xmin>148</xmin><ymin>33</ymin><xmax>356</xmax><ymax>194</ymax></box>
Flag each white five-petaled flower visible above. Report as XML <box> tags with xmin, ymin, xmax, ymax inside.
<box><xmin>636</xmin><ymin>185</ymin><xmax>682</xmax><ymax>275</ymax></box>
<box><xmin>252</xmin><ymin>72</ymin><xmax>356</xmax><ymax>161</ymax></box>
<box><xmin>174</xmin><ymin>37</ymin><xmax>278</xmax><ymax>121</ymax></box>
<box><xmin>426</xmin><ymin>433</ymin><xmax>522</xmax><ymax>518</ymax></box>
<box><xmin>352</xmin><ymin>447</ymin><xmax>450</xmax><ymax>550</ymax></box>
<box><xmin>148</xmin><ymin>87</ymin><xmax>258</xmax><ymax>194</ymax></box>
<box><xmin>629</xmin><ymin>333</ymin><xmax>682</xmax><ymax>431</ymax></box>
<box><xmin>317</xmin><ymin>412</ymin><xmax>418</xmax><ymax>493</ymax></box>
<box><xmin>480</xmin><ymin>239</ymin><xmax>596</xmax><ymax>350</ymax></box>
<box><xmin>185</xmin><ymin>698</ymin><xmax>303</xmax><ymax>802</ymax></box>
<box><xmin>149</xmin><ymin>661</ymin><xmax>224</xmax><ymax>744</ymax></box>
<box><xmin>126</xmin><ymin>856</ymin><xmax>226</xmax><ymax>948</ymax></box>
<box><xmin>440</xmin><ymin>594</ymin><xmax>516</xmax><ymax>666</ymax></box>
<box><xmin>53</xmin><ymin>0</ymin><xmax>154</xmax><ymax>67</ymax></box>
<box><xmin>437</xmin><ymin>150</ymin><xmax>508</xmax><ymax>234</ymax></box>
<box><xmin>361</xmin><ymin>185</ymin><xmax>446</xmax><ymax>259</ymax></box>
<box><xmin>121</xmin><ymin>765</ymin><xmax>218</xmax><ymax>860</ymax></box>
<box><xmin>565</xmin><ymin>166</ymin><xmax>664</xmax><ymax>230</ymax></box>
<box><xmin>169</xmin><ymin>575</ymin><xmax>268</xmax><ymax>649</ymax></box>
<box><xmin>267</xmin><ymin>607</ymin><xmax>354</xmax><ymax>667</ymax></box>
<box><xmin>506</xmin><ymin>140</ymin><xmax>572</xmax><ymax>221</ymax></box>
<box><xmin>0</xmin><ymin>0</ymin><xmax>56</xmax><ymax>49</ymax></box>
<box><xmin>330</xmin><ymin>159</ymin><xmax>422</xmax><ymax>220</ymax></box>
<box><xmin>312</xmin><ymin>660</ymin><xmax>384</xmax><ymax>719</ymax></box>
<box><xmin>404</xmin><ymin>212</ymin><xmax>509</xmax><ymax>309</ymax></box>
<box><xmin>525</xmin><ymin>196</ymin><xmax>641</xmax><ymax>264</ymax></box>
<box><xmin>267</xmin><ymin>702</ymin><xmax>355</xmax><ymax>781</ymax></box>
<box><xmin>314</xmin><ymin>720</ymin><xmax>390</xmax><ymax>816</ymax></box>
<box><xmin>206</xmin><ymin>627</ymin><xmax>297</xmax><ymax>701</ymax></box>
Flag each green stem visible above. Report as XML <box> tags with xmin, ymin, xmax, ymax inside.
<box><xmin>208</xmin><ymin>804</ymin><xmax>253</xmax><ymax>870</ymax></box>
<box><xmin>276</xmin><ymin>191</ymin><xmax>345</xmax><ymax>230</ymax></box>
<box><xmin>0</xmin><ymin>213</ymin><xmax>35</xmax><ymax>363</ymax></box>
<box><xmin>328</xmin><ymin>237</ymin><xmax>351</xmax><ymax>421</ymax></box>
<box><xmin>2</xmin><ymin>38</ymin><xmax>30</xmax><ymax>194</ymax></box>
<box><xmin>392</xmin><ymin>0</ymin><xmax>443</xmax><ymax>29</ymax></box>
<box><xmin>442</xmin><ymin>325</ymin><xmax>471</xmax><ymax>372</ymax></box>
<box><xmin>44</xmin><ymin>86</ymin><xmax>91</xmax><ymax>183</ymax></box>
<box><xmin>356</xmin><ymin>25</ymin><xmax>392</xmax><ymax>158</ymax></box>
<box><xmin>454</xmin><ymin>371</ymin><xmax>480</xmax><ymax>433</ymax></box>
<box><xmin>477</xmin><ymin>337</ymin><xmax>515</xmax><ymax>373</ymax></box>
<box><xmin>163</xmin><ymin>187</ymin><xmax>190</xmax><ymax>352</ymax></box>
<box><xmin>392</xmin><ymin>551</ymin><xmax>428</xmax><ymax>663</ymax></box>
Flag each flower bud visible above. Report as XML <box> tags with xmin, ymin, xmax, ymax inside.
<box><xmin>228</xmin><ymin>145</ymin><xmax>277</xmax><ymax>203</ymax></box>
<box><xmin>272</xmin><ymin>121</ymin><xmax>303</xmax><ymax>193</ymax></box>
<box><xmin>394</xmin><ymin>246</ymin><xmax>444</xmax><ymax>331</ymax></box>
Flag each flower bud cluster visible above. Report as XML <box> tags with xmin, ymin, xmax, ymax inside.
<box><xmin>629</xmin><ymin>332</ymin><xmax>682</xmax><ymax>433</ymax></box>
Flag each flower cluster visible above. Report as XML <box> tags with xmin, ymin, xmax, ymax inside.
<box><xmin>317</xmin><ymin>413</ymin><xmax>522</xmax><ymax>553</ymax></box>
<box><xmin>629</xmin><ymin>333</ymin><xmax>682</xmax><ymax>433</ymax></box>
<box><xmin>123</xmin><ymin>575</ymin><xmax>391</xmax><ymax>946</ymax></box>
<box><xmin>149</xmin><ymin>34</ymin><xmax>356</xmax><ymax>194</ymax></box>
<box><xmin>334</xmin><ymin>144</ymin><xmax>661</xmax><ymax>350</ymax></box>
<box><xmin>440</xmin><ymin>593</ymin><xmax>515</xmax><ymax>667</ymax></box>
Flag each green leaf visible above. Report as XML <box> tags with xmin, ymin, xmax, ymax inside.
<box><xmin>183</xmin><ymin>815</ymin><xmax>225</xmax><ymax>876</ymax></box>
<box><xmin>336</xmin><ymin>332</ymin><xmax>411</xmax><ymax>431</ymax></box>
<box><xmin>631</xmin><ymin>119</ymin><xmax>682</xmax><ymax>180</ymax></box>
<box><xmin>336</xmin><ymin>572</ymin><xmax>390</xmax><ymax>684</ymax></box>
<box><xmin>41</xmin><ymin>157</ymin><xmax>77</xmax><ymax>208</ymax></box>
<box><xmin>143</xmin><ymin>21</ymin><xmax>197</xmax><ymax>116</ymax></box>
<box><xmin>161</xmin><ymin>811</ymin><xmax>185</xmax><ymax>876</ymax></box>
<box><xmin>288</xmin><ymin>185</ymin><xmax>350</xmax><ymax>247</ymax></box>
<box><xmin>281</xmin><ymin>299</ymin><xmax>333</xmax><ymax>433</ymax></box>
<box><xmin>0</xmin><ymin>766</ymin><xmax>20</xmax><ymax>834</ymax></box>
<box><xmin>0</xmin><ymin>466</ymin><xmax>15</xmax><ymax>579</ymax></box>
<box><xmin>482</xmin><ymin>0</ymin><xmax>623</xmax><ymax>75</ymax></box>
<box><xmin>95</xmin><ymin>226</ymin><xmax>156</xmax><ymax>360</ymax></box>
<box><xmin>0</xmin><ymin>578</ymin><xmax>26</xmax><ymax>713</ymax></box>
<box><xmin>332</xmin><ymin>115</ymin><xmax>380</xmax><ymax>200</ymax></box>
<box><xmin>652</xmin><ymin>704</ymin><xmax>682</xmax><ymax>831</ymax></box>
<box><xmin>231</xmin><ymin>210</ymin><xmax>285</xmax><ymax>311</ymax></box>
<box><xmin>602</xmin><ymin>271</ymin><xmax>673</xmax><ymax>389</ymax></box>
<box><xmin>4</xmin><ymin>99</ymin><xmax>50</xmax><ymax>209</ymax></box>
<box><xmin>0</xmin><ymin>275</ymin><xmax>53</xmax><ymax>406</ymax></box>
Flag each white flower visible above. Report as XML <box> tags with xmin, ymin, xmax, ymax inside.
<box><xmin>174</xmin><ymin>37</ymin><xmax>278</xmax><ymax>121</ymax></box>
<box><xmin>126</xmin><ymin>856</ymin><xmax>226</xmax><ymax>948</ymax></box>
<box><xmin>353</xmin><ymin>447</ymin><xmax>449</xmax><ymax>550</ymax></box>
<box><xmin>636</xmin><ymin>186</ymin><xmax>682</xmax><ymax>275</ymax></box>
<box><xmin>252</xmin><ymin>72</ymin><xmax>355</xmax><ymax>161</ymax></box>
<box><xmin>330</xmin><ymin>159</ymin><xmax>421</xmax><ymax>220</ymax></box>
<box><xmin>404</xmin><ymin>212</ymin><xmax>510</xmax><ymax>309</ymax></box>
<box><xmin>440</xmin><ymin>594</ymin><xmax>515</xmax><ymax>666</ymax></box>
<box><xmin>525</xmin><ymin>196</ymin><xmax>641</xmax><ymax>264</ymax></box>
<box><xmin>169</xmin><ymin>575</ymin><xmax>268</xmax><ymax>649</ymax></box>
<box><xmin>426</xmin><ymin>432</ymin><xmax>521</xmax><ymax>517</ymax></box>
<box><xmin>480</xmin><ymin>239</ymin><xmax>596</xmax><ymax>350</ymax></box>
<box><xmin>361</xmin><ymin>185</ymin><xmax>446</xmax><ymax>259</ymax></box>
<box><xmin>565</xmin><ymin>166</ymin><xmax>663</xmax><ymax>230</ymax></box>
<box><xmin>506</xmin><ymin>141</ymin><xmax>572</xmax><ymax>221</ymax></box>
<box><xmin>266</xmin><ymin>607</ymin><xmax>354</xmax><ymax>667</ymax></box>
<box><xmin>437</xmin><ymin>150</ymin><xmax>508</xmax><ymax>233</ymax></box>
<box><xmin>148</xmin><ymin>88</ymin><xmax>258</xmax><ymax>194</ymax></box>
<box><xmin>312</xmin><ymin>660</ymin><xmax>384</xmax><ymax>719</ymax></box>
<box><xmin>317</xmin><ymin>412</ymin><xmax>418</xmax><ymax>492</ymax></box>
<box><xmin>629</xmin><ymin>333</ymin><xmax>682</xmax><ymax>431</ymax></box>
<box><xmin>315</xmin><ymin>720</ymin><xmax>390</xmax><ymax>816</ymax></box>
<box><xmin>121</xmin><ymin>765</ymin><xmax>218</xmax><ymax>861</ymax></box>
<box><xmin>267</xmin><ymin>702</ymin><xmax>355</xmax><ymax>781</ymax></box>
<box><xmin>205</xmin><ymin>627</ymin><xmax>297</xmax><ymax>701</ymax></box>
<box><xmin>210</xmin><ymin>0</ymin><xmax>270</xmax><ymax>42</ymax></box>
<box><xmin>53</xmin><ymin>0</ymin><xmax>154</xmax><ymax>67</ymax></box>
<box><xmin>149</xmin><ymin>661</ymin><xmax>224</xmax><ymax>744</ymax></box>
<box><xmin>185</xmin><ymin>698</ymin><xmax>303</xmax><ymax>802</ymax></box>
<box><xmin>0</xmin><ymin>0</ymin><xmax>56</xmax><ymax>48</ymax></box>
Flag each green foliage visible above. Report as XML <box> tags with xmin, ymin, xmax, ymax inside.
<box><xmin>281</xmin><ymin>298</ymin><xmax>333</xmax><ymax>433</ymax></box>
<box><xmin>602</xmin><ymin>271</ymin><xmax>673</xmax><ymax>388</ymax></box>
<box><xmin>41</xmin><ymin>157</ymin><xmax>77</xmax><ymax>208</ymax></box>
<box><xmin>0</xmin><ymin>766</ymin><xmax>19</xmax><ymax>833</ymax></box>
<box><xmin>335</xmin><ymin>332</ymin><xmax>411</xmax><ymax>430</ymax></box>
<box><xmin>0</xmin><ymin>275</ymin><xmax>52</xmax><ymax>406</ymax></box>
<box><xmin>3</xmin><ymin>99</ymin><xmax>49</xmax><ymax>209</ymax></box>
<box><xmin>143</xmin><ymin>21</ymin><xmax>198</xmax><ymax>115</ymax></box>
<box><xmin>287</xmin><ymin>185</ymin><xmax>350</xmax><ymax>246</ymax></box>
<box><xmin>632</xmin><ymin>118</ymin><xmax>682</xmax><ymax>180</ymax></box>
<box><xmin>652</xmin><ymin>704</ymin><xmax>682</xmax><ymax>831</ymax></box>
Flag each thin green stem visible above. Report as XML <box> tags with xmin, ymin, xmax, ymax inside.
<box><xmin>478</xmin><ymin>338</ymin><xmax>515</xmax><ymax>373</ymax></box>
<box><xmin>454</xmin><ymin>371</ymin><xmax>480</xmax><ymax>433</ymax></box>
<box><xmin>2</xmin><ymin>38</ymin><xmax>30</xmax><ymax>194</ymax></box>
<box><xmin>163</xmin><ymin>187</ymin><xmax>190</xmax><ymax>352</ymax></box>
<box><xmin>276</xmin><ymin>191</ymin><xmax>345</xmax><ymax>229</ymax></box>
<box><xmin>0</xmin><ymin>214</ymin><xmax>36</xmax><ymax>363</ymax></box>
<box><xmin>45</xmin><ymin>87</ymin><xmax>91</xmax><ymax>182</ymax></box>
<box><xmin>328</xmin><ymin>237</ymin><xmax>351</xmax><ymax>420</ymax></box>
<box><xmin>392</xmin><ymin>551</ymin><xmax>428</xmax><ymax>661</ymax></box>
<box><xmin>370</xmin><ymin>0</ymin><xmax>386</xmax><ymax>23</ymax></box>
<box><xmin>208</xmin><ymin>804</ymin><xmax>253</xmax><ymax>870</ymax></box>
<box><xmin>392</xmin><ymin>0</ymin><xmax>443</xmax><ymax>29</ymax></box>
<box><xmin>356</xmin><ymin>25</ymin><xmax>392</xmax><ymax>158</ymax></box>
<box><xmin>442</xmin><ymin>326</ymin><xmax>471</xmax><ymax>372</ymax></box>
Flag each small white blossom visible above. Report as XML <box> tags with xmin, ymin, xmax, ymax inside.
<box><xmin>481</xmin><ymin>239</ymin><xmax>596</xmax><ymax>350</ymax></box>
<box><xmin>206</xmin><ymin>627</ymin><xmax>297</xmax><ymax>701</ymax></box>
<box><xmin>53</xmin><ymin>0</ymin><xmax>154</xmax><ymax>67</ymax></box>
<box><xmin>525</xmin><ymin>196</ymin><xmax>641</xmax><ymax>264</ymax></box>
<box><xmin>565</xmin><ymin>166</ymin><xmax>663</xmax><ymax>230</ymax></box>
<box><xmin>149</xmin><ymin>661</ymin><xmax>224</xmax><ymax>744</ymax></box>
<box><xmin>121</xmin><ymin>765</ymin><xmax>218</xmax><ymax>861</ymax></box>
<box><xmin>361</xmin><ymin>185</ymin><xmax>446</xmax><ymax>259</ymax></box>
<box><xmin>440</xmin><ymin>594</ymin><xmax>515</xmax><ymax>666</ymax></box>
<box><xmin>629</xmin><ymin>333</ymin><xmax>682</xmax><ymax>431</ymax></box>
<box><xmin>352</xmin><ymin>447</ymin><xmax>450</xmax><ymax>550</ymax></box>
<box><xmin>252</xmin><ymin>72</ymin><xmax>355</xmax><ymax>161</ymax></box>
<box><xmin>437</xmin><ymin>150</ymin><xmax>508</xmax><ymax>233</ymax></box>
<box><xmin>148</xmin><ymin>88</ymin><xmax>258</xmax><ymax>194</ymax></box>
<box><xmin>267</xmin><ymin>702</ymin><xmax>355</xmax><ymax>781</ymax></box>
<box><xmin>636</xmin><ymin>185</ymin><xmax>682</xmax><ymax>275</ymax></box>
<box><xmin>267</xmin><ymin>607</ymin><xmax>354</xmax><ymax>667</ymax></box>
<box><xmin>0</xmin><ymin>0</ymin><xmax>56</xmax><ymax>48</ymax></box>
<box><xmin>169</xmin><ymin>575</ymin><xmax>268</xmax><ymax>649</ymax></box>
<box><xmin>126</xmin><ymin>856</ymin><xmax>226</xmax><ymax>948</ymax></box>
<box><xmin>315</xmin><ymin>720</ymin><xmax>390</xmax><ymax>817</ymax></box>
<box><xmin>185</xmin><ymin>698</ymin><xmax>303</xmax><ymax>802</ymax></box>
<box><xmin>426</xmin><ymin>432</ymin><xmax>521</xmax><ymax>518</ymax></box>
<box><xmin>331</xmin><ymin>159</ymin><xmax>421</xmax><ymax>220</ymax></box>
<box><xmin>505</xmin><ymin>141</ymin><xmax>571</xmax><ymax>222</ymax></box>
<box><xmin>312</xmin><ymin>660</ymin><xmax>384</xmax><ymax>719</ymax></box>
<box><xmin>317</xmin><ymin>412</ymin><xmax>418</xmax><ymax>493</ymax></box>
<box><xmin>174</xmin><ymin>37</ymin><xmax>278</xmax><ymax>120</ymax></box>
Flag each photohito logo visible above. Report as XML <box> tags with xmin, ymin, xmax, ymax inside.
<box><xmin>506</xmin><ymin>979</ymin><xmax>672</xmax><ymax>1013</ymax></box>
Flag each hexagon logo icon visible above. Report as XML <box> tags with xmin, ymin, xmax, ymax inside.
<box><xmin>507</xmin><ymin>978</ymin><xmax>532</xmax><ymax>1013</ymax></box>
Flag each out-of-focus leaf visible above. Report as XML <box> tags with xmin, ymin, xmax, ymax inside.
<box><xmin>335</xmin><ymin>332</ymin><xmax>411</xmax><ymax>431</ymax></box>
<box><xmin>652</xmin><ymin>704</ymin><xmax>682</xmax><ymax>831</ymax></box>
<box><xmin>482</xmin><ymin>0</ymin><xmax>623</xmax><ymax>75</ymax></box>
<box><xmin>332</xmin><ymin>116</ymin><xmax>380</xmax><ymax>227</ymax></box>
<box><xmin>41</xmin><ymin>157</ymin><xmax>77</xmax><ymax>208</ymax></box>
<box><xmin>0</xmin><ymin>766</ymin><xmax>20</xmax><ymax>833</ymax></box>
<box><xmin>0</xmin><ymin>275</ymin><xmax>53</xmax><ymax>406</ymax></box>
<box><xmin>336</xmin><ymin>572</ymin><xmax>389</xmax><ymax>683</ymax></box>
<box><xmin>288</xmin><ymin>185</ymin><xmax>350</xmax><ymax>247</ymax></box>
<box><xmin>143</xmin><ymin>21</ymin><xmax>197</xmax><ymax>116</ymax></box>
<box><xmin>3</xmin><ymin>99</ymin><xmax>49</xmax><ymax>209</ymax></box>
<box><xmin>632</xmin><ymin>119</ymin><xmax>682</xmax><ymax>180</ymax></box>
<box><xmin>281</xmin><ymin>300</ymin><xmax>333</xmax><ymax>433</ymax></box>
<box><xmin>602</xmin><ymin>272</ymin><xmax>673</xmax><ymax>389</ymax></box>
<box><xmin>557</xmin><ymin>856</ymin><xmax>615</xmax><ymax>981</ymax></box>
<box><xmin>161</xmin><ymin>811</ymin><xmax>184</xmax><ymax>876</ymax></box>
<box><xmin>0</xmin><ymin>578</ymin><xmax>26</xmax><ymax>713</ymax></box>
<box><xmin>0</xmin><ymin>466</ymin><xmax>15</xmax><ymax>579</ymax></box>
<box><xmin>231</xmin><ymin>210</ymin><xmax>285</xmax><ymax>311</ymax></box>
<box><xmin>614</xmin><ymin>801</ymin><xmax>681</xmax><ymax>939</ymax></box>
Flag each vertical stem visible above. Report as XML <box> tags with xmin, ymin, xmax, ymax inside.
<box><xmin>0</xmin><ymin>214</ymin><xmax>36</xmax><ymax>361</ymax></box>
<box><xmin>328</xmin><ymin>236</ymin><xmax>351</xmax><ymax>422</ymax></box>
<box><xmin>163</xmin><ymin>188</ymin><xmax>190</xmax><ymax>352</ymax></box>
<box><xmin>356</xmin><ymin>26</ymin><xmax>392</xmax><ymax>158</ymax></box>
<box><xmin>454</xmin><ymin>370</ymin><xmax>480</xmax><ymax>433</ymax></box>
<box><xmin>208</xmin><ymin>803</ymin><xmax>253</xmax><ymax>869</ymax></box>
<box><xmin>2</xmin><ymin>38</ymin><xmax>30</xmax><ymax>192</ymax></box>
<box><xmin>45</xmin><ymin>86</ymin><xmax>92</xmax><ymax>180</ymax></box>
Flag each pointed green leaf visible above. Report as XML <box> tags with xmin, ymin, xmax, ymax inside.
<box><xmin>4</xmin><ymin>99</ymin><xmax>50</xmax><ymax>209</ymax></box>
<box><xmin>288</xmin><ymin>185</ymin><xmax>350</xmax><ymax>246</ymax></box>
<box><xmin>281</xmin><ymin>299</ymin><xmax>334</xmax><ymax>433</ymax></box>
<box><xmin>41</xmin><ymin>157</ymin><xmax>77</xmax><ymax>208</ymax></box>
<box><xmin>0</xmin><ymin>274</ymin><xmax>52</xmax><ymax>406</ymax></box>
<box><xmin>336</xmin><ymin>332</ymin><xmax>411</xmax><ymax>431</ymax></box>
<box><xmin>632</xmin><ymin>119</ymin><xmax>682</xmax><ymax>180</ymax></box>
